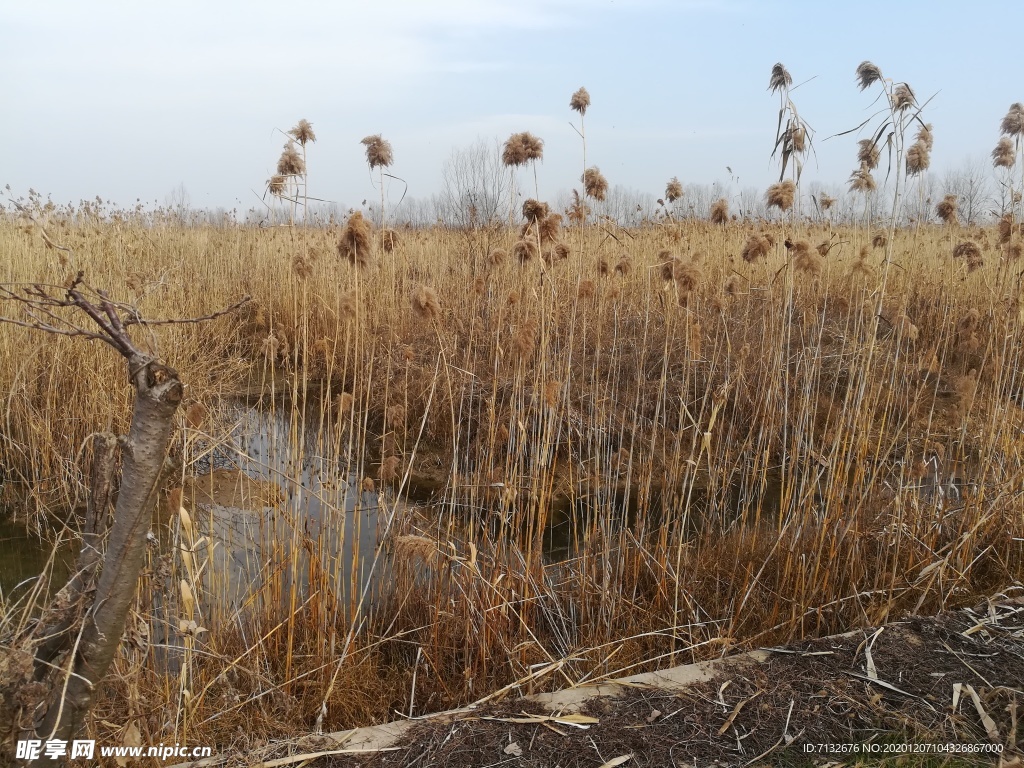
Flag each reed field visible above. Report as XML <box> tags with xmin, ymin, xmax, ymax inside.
<box><xmin>2</xmin><ymin>79</ymin><xmax>1024</xmax><ymax>758</ymax></box>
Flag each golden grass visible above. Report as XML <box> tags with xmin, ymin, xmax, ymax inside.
<box><xmin>2</xmin><ymin>210</ymin><xmax>1023</xmax><ymax>755</ymax></box>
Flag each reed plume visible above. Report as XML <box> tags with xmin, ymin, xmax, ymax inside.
<box><xmin>570</xmin><ymin>87</ymin><xmax>591</xmax><ymax>115</ymax></box>
<box><xmin>935</xmin><ymin>195</ymin><xmax>958</xmax><ymax>225</ymax></box>
<box><xmin>856</xmin><ymin>61</ymin><xmax>883</xmax><ymax>91</ymax></box>
<box><xmin>538</xmin><ymin>213</ymin><xmax>562</xmax><ymax>243</ymax></box>
<box><xmin>513</xmin><ymin>238</ymin><xmax>538</xmax><ymax>263</ymax></box>
<box><xmin>1001</xmin><ymin>103</ymin><xmax>1024</xmax><ymax>137</ymax></box>
<box><xmin>502</xmin><ymin>132</ymin><xmax>543</xmax><ymax>166</ymax></box>
<box><xmin>905</xmin><ymin>141</ymin><xmax>930</xmax><ymax>176</ymax></box>
<box><xmin>741</xmin><ymin>234</ymin><xmax>771</xmax><ymax>262</ymax></box>
<box><xmin>849</xmin><ymin>163</ymin><xmax>877</xmax><ymax>193</ymax></box>
<box><xmin>953</xmin><ymin>241</ymin><xmax>981</xmax><ymax>261</ymax></box>
<box><xmin>768</xmin><ymin>62</ymin><xmax>792</xmax><ymax>94</ymax></box>
<box><xmin>360</xmin><ymin>135</ymin><xmax>393</xmax><ymax>169</ymax></box>
<box><xmin>288</xmin><ymin>119</ymin><xmax>317</xmax><ymax>146</ymax></box>
<box><xmin>583</xmin><ymin>167</ymin><xmax>609</xmax><ymax>201</ymax></box>
<box><xmin>765</xmin><ymin>180</ymin><xmax>795</xmax><ymax>212</ymax></box>
<box><xmin>890</xmin><ymin>83</ymin><xmax>916</xmax><ymax>112</ymax></box>
<box><xmin>277</xmin><ymin>143</ymin><xmax>305</xmax><ymax>176</ymax></box>
<box><xmin>522</xmin><ymin>199</ymin><xmax>549</xmax><ymax>223</ymax></box>
<box><xmin>665</xmin><ymin>177</ymin><xmax>683</xmax><ymax>203</ymax></box>
<box><xmin>857</xmin><ymin>139</ymin><xmax>881</xmax><ymax>170</ymax></box>
<box><xmin>268</xmin><ymin>175</ymin><xmax>286</xmax><ymax>197</ymax></box>
<box><xmin>337</xmin><ymin>211</ymin><xmax>373</xmax><ymax>268</ymax></box>
<box><xmin>411</xmin><ymin>285</ymin><xmax>441</xmax><ymax>320</ymax></box>
<box><xmin>377</xmin><ymin>229</ymin><xmax>398</xmax><ymax>253</ymax></box>
<box><xmin>710</xmin><ymin>198</ymin><xmax>729</xmax><ymax>224</ymax></box>
<box><xmin>790</xmin><ymin>240</ymin><xmax>822</xmax><ymax>276</ymax></box>
<box><xmin>992</xmin><ymin>137</ymin><xmax>1016</xmax><ymax>169</ymax></box>
<box><xmin>819</xmin><ymin>194</ymin><xmax>835</xmax><ymax>211</ymax></box>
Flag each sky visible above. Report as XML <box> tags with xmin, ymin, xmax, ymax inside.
<box><xmin>1</xmin><ymin>0</ymin><xmax>1020</xmax><ymax>214</ymax></box>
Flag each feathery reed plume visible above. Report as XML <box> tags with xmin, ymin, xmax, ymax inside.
<box><xmin>288</xmin><ymin>119</ymin><xmax>317</xmax><ymax>146</ymax></box>
<box><xmin>766</xmin><ymin>180</ymin><xmax>796</xmax><ymax>212</ymax></box>
<box><xmin>539</xmin><ymin>213</ymin><xmax>562</xmax><ymax>243</ymax></box>
<box><xmin>997</xmin><ymin>214</ymin><xmax>1023</xmax><ymax>244</ymax></box>
<box><xmin>570</xmin><ymin>87</ymin><xmax>591</xmax><ymax>115</ymax></box>
<box><xmin>268</xmin><ymin>175</ymin><xmax>286</xmax><ymax>197</ymax></box>
<box><xmin>513</xmin><ymin>238</ymin><xmax>538</xmax><ymax>263</ymax></box>
<box><xmin>992</xmin><ymin>136</ymin><xmax>1016</xmax><ymax>169</ymax></box>
<box><xmin>381</xmin><ymin>228</ymin><xmax>400</xmax><ymax>252</ymax></box>
<box><xmin>553</xmin><ymin>241</ymin><xmax>570</xmax><ymax>261</ymax></box>
<box><xmin>724</xmin><ymin>274</ymin><xmax>741</xmax><ymax>296</ymax></box>
<box><xmin>849</xmin><ymin>163</ymin><xmax>877</xmax><ymax>193</ymax></box>
<box><xmin>851</xmin><ymin>246</ymin><xmax>873</xmax><ymax>278</ymax></box>
<box><xmin>741</xmin><ymin>234</ymin><xmax>771</xmax><ymax>262</ymax></box>
<box><xmin>936</xmin><ymin>194</ymin><xmax>958</xmax><ymax>224</ymax></box>
<box><xmin>502</xmin><ymin>131</ymin><xmax>543</xmax><ymax>166</ymax></box>
<box><xmin>953</xmin><ymin>241</ymin><xmax>981</xmax><ymax>261</ymax></box>
<box><xmin>894</xmin><ymin>313</ymin><xmax>919</xmax><ymax>342</ymax></box>
<box><xmin>916</xmin><ymin>123</ymin><xmax>934</xmax><ymax>151</ymax></box>
<box><xmin>905</xmin><ymin>140</ymin><xmax>930</xmax><ymax>176</ymax></box>
<box><xmin>890</xmin><ymin>83</ymin><xmax>916</xmax><ymax>112</ymax></box>
<box><xmin>597</xmin><ymin>257</ymin><xmax>610</xmax><ymax>276</ymax></box>
<box><xmin>1001</xmin><ymin>102</ymin><xmax>1024</xmax><ymax>137</ymax></box>
<box><xmin>665</xmin><ymin>177</ymin><xmax>683</xmax><ymax>203</ymax></box>
<box><xmin>411</xmin><ymin>285</ymin><xmax>441</xmax><ymax>320</ymax></box>
<box><xmin>292</xmin><ymin>254</ymin><xmax>312</xmax><ymax>280</ymax></box>
<box><xmin>566</xmin><ymin>189</ymin><xmax>590</xmax><ymax>224</ymax></box>
<box><xmin>488</xmin><ymin>247</ymin><xmax>507</xmax><ymax>267</ymax></box>
<box><xmin>674</xmin><ymin>259</ymin><xmax>703</xmax><ymax>305</ymax></box>
<box><xmin>857</xmin><ymin>139</ymin><xmax>881</xmax><ymax>170</ymax></box>
<box><xmin>655</xmin><ymin>249</ymin><xmax>674</xmax><ymax>280</ymax></box>
<box><xmin>788</xmin><ymin>125</ymin><xmax>807</xmax><ymax>153</ymax></box>
<box><xmin>277</xmin><ymin>143</ymin><xmax>305</xmax><ymax>176</ymax></box>
<box><xmin>905</xmin><ymin>122</ymin><xmax>933</xmax><ymax>176</ymax></box>
<box><xmin>521</xmin><ymin>132</ymin><xmax>543</xmax><ymax>160</ymax></box>
<box><xmin>360</xmin><ymin>135</ymin><xmax>393</xmax><ymax>169</ymax></box>
<box><xmin>522</xmin><ymin>199</ymin><xmax>549</xmax><ymax>223</ymax></box>
<box><xmin>709</xmin><ymin>198</ymin><xmax>729</xmax><ymax>224</ymax></box>
<box><xmin>615</xmin><ymin>254</ymin><xmax>632</xmax><ymax>276</ymax></box>
<box><xmin>337</xmin><ymin>211</ymin><xmax>373</xmax><ymax>268</ymax></box>
<box><xmin>856</xmin><ymin>61</ymin><xmax>883</xmax><ymax>90</ymax></box>
<box><xmin>583</xmin><ymin>167</ymin><xmax>609</xmax><ymax>201</ymax></box>
<box><xmin>872</xmin><ymin>231</ymin><xmax>888</xmax><ymax>249</ymax></box>
<box><xmin>578</xmin><ymin>279</ymin><xmax>596</xmax><ymax>299</ymax></box>
<box><xmin>790</xmin><ymin>240</ymin><xmax>822</xmax><ymax>276</ymax></box>
<box><xmin>768</xmin><ymin>62</ymin><xmax>792</xmax><ymax>94</ymax></box>
<box><xmin>1005</xmin><ymin>241</ymin><xmax>1022</xmax><ymax>261</ymax></box>
<box><xmin>819</xmin><ymin>194</ymin><xmax>835</xmax><ymax>211</ymax></box>
<box><xmin>502</xmin><ymin>133</ymin><xmax>527</xmax><ymax>166</ymax></box>
<box><xmin>380</xmin><ymin>455</ymin><xmax>401</xmax><ymax>483</ymax></box>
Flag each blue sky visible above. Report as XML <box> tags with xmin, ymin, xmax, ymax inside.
<box><xmin>1</xmin><ymin>0</ymin><xmax>1018</xmax><ymax>212</ymax></box>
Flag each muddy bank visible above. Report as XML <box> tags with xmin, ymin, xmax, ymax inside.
<box><xmin>173</xmin><ymin>594</ymin><xmax>1024</xmax><ymax>767</ymax></box>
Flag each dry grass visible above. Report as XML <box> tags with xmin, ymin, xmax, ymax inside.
<box><xmin>1</xmin><ymin>207</ymin><xmax>1023</xmax><ymax>761</ymax></box>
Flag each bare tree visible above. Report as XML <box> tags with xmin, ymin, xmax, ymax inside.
<box><xmin>942</xmin><ymin>155</ymin><xmax>994</xmax><ymax>225</ymax></box>
<box><xmin>0</xmin><ymin>210</ymin><xmax>246</xmax><ymax>763</ymax></box>
<box><xmin>439</xmin><ymin>138</ymin><xmax>510</xmax><ymax>229</ymax></box>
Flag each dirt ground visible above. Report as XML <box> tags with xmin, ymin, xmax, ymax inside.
<box><xmin>217</xmin><ymin>596</ymin><xmax>1024</xmax><ymax>768</ymax></box>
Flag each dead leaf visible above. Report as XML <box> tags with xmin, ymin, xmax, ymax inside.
<box><xmin>965</xmin><ymin>684</ymin><xmax>1000</xmax><ymax>743</ymax></box>
<box><xmin>503</xmin><ymin>742</ymin><xmax>523</xmax><ymax>757</ymax></box>
<box><xmin>597</xmin><ymin>756</ymin><xmax>632</xmax><ymax>768</ymax></box>
<box><xmin>717</xmin><ymin>691</ymin><xmax>762</xmax><ymax>736</ymax></box>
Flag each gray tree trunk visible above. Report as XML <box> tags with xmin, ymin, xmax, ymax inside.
<box><xmin>26</xmin><ymin>356</ymin><xmax>182</xmax><ymax>755</ymax></box>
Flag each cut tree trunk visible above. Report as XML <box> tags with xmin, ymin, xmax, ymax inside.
<box><xmin>26</xmin><ymin>356</ymin><xmax>182</xmax><ymax>755</ymax></box>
